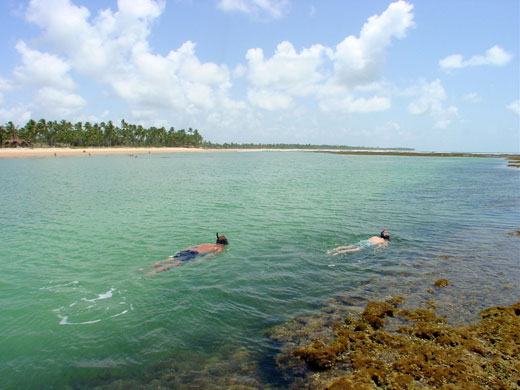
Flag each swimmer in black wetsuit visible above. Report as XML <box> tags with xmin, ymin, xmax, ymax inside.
<box><xmin>143</xmin><ymin>233</ymin><xmax>229</xmax><ymax>275</ymax></box>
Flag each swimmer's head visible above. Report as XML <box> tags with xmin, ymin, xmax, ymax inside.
<box><xmin>216</xmin><ymin>233</ymin><xmax>229</xmax><ymax>245</ymax></box>
<box><xmin>380</xmin><ymin>229</ymin><xmax>390</xmax><ymax>240</ymax></box>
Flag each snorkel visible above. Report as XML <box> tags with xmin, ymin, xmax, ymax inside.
<box><xmin>380</xmin><ymin>229</ymin><xmax>390</xmax><ymax>241</ymax></box>
<box><xmin>216</xmin><ymin>233</ymin><xmax>229</xmax><ymax>245</ymax></box>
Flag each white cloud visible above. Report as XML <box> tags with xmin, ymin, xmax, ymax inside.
<box><xmin>8</xmin><ymin>40</ymin><xmax>86</xmax><ymax>117</ymax></box>
<box><xmin>175</xmin><ymin>42</ymin><xmax>230</xmax><ymax>85</ymax></box>
<box><xmin>117</xmin><ymin>0</ymin><xmax>165</xmax><ymax>19</ymax></box>
<box><xmin>13</xmin><ymin>41</ymin><xmax>75</xmax><ymax>90</ymax></box>
<box><xmin>233</xmin><ymin>64</ymin><xmax>247</xmax><ymax>78</ymax></box>
<box><xmin>113</xmin><ymin>40</ymin><xmax>231</xmax><ymax>112</ymax></box>
<box><xmin>463</xmin><ymin>92</ymin><xmax>482</xmax><ymax>103</ymax></box>
<box><xmin>507</xmin><ymin>99</ymin><xmax>520</xmax><ymax>115</ymax></box>
<box><xmin>2</xmin><ymin>0</ymin><xmax>418</xmax><ymax>138</ymax></box>
<box><xmin>440</xmin><ymin>45</ymin><xmax>512</xmax><ymax>69</ymax></box>
<box><xmin>35</xmin><ymin>87</ymin><xmax>86</xmax><ymax>116</ymax></box>
<box><xmin>0</xmin><ymin>105</ymin><xmax>32</xmax><ymax>125</ymax></box>
<box><xmin>0</xmin><ymin>78</ymin><xmax>13</xmax><ymax>105</ymax></box>
<box><xmin>408</xmin><ymin>79</ymin><xmax>458</xmax><ymax>128</ymax></box>
<box><xmin>347</xmin><ymin>96</ymin><xmax>391</xmax><ymax>113</ymax></box>
<box><xmin>319</xmin><ymin>95</ymin><xmax>390</xmax><ymax>113</ymax></box>
<box><xmin>25</xmin><ymin>0</ymin><xmax>161</xmax><ymax>80</ymax></box>
<box><xmin>329</xmin><ymin>0</ymin><xmax>415</xmax><ymax>87</ymax></box>
<box><xmin>247</xmin><ymin>89</ymin><xmax>293</xmax><ymax>110</ymax></box>
<box><xmin>246</xmin><ymin>41</ymin><xmax>327</xmax><ymax>97</ymax></box>
<box><xmin>408</xmin><ymin>80</ymin><xmax>445</xmax><ymax>115</ymax></box>
<box><xmin>359</xmin><ymin>120</ymin><xmax>407</xmax><ymax>143</ymax></box>
<box><xmin>217</xmin><ymin>0</ymin><xmax>289</xmax><ymax>19</ymax></box>
<box><xmin>0</xmin><ymin>77</ymin><xmax>14</xmax><ymax>91</ymax></box>
<box><xmin>244</xmin><ymin>1</ymin><xmax>414</xmax><ymax>112</ymax></box>
<box><xmin>21</xmin><ymin>0</ymin><xmax>239</xmax><ymax>121</ymax></box>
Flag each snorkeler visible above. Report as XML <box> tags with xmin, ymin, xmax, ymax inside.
<box><xmin>327</xmin><ymin>229</ymin><xmax>390</xmax><ymax>256</ymax></box>
<box><xmin>143</xmin><ymin>233</ymin><xmax>229</xmax><ymax>275</ymax></box>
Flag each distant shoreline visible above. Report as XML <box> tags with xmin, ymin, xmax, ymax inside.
<box><xmin>318</xmin><ymin>150</ymin><xmax>520</xmax><ymax>160</ymax></box>
<box><xmin>0</xmin><ymin>146</ymin><xmax>518</xmax><ymax>160</ymax></box>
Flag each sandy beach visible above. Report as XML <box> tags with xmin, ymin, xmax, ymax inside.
<box><xmin>0</xmin><ymin>147</ymin><xmax>244</xmax><ymax>159</ymax></box>
<box><xmin>1</xmin><ymin>147</ymin><xmax>517</xmax><ymax>160</ymax></box>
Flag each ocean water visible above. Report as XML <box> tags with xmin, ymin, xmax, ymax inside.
<box><xmin>0</xmin><ymin>151</ymin><xmax>519</xmax><ymax>389</ymax></box>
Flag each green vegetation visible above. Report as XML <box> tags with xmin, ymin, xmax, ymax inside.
<box><xmin>1</xmin><ymin>119</ymin><xmax>416</xmax><ymax>150</ymax></box>
<box><xmin>1</xmin><ymin>119</ymin><xmax>417</xmax><ymax>150</ymax></box>
<box><xmin>0</xmin><ymin>119</ymin><xmax>203</xmax><ymax>148</ymax></box>
<box><xmin>201</xmin><ymin>141</ymin><xmax>414</xmax><ymax>151</ymax></box>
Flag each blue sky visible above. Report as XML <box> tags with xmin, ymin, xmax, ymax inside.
<box><xmin>0</xmin><ymin>0</ymin><xmax>518</xmax><ymax>152</ymax></box>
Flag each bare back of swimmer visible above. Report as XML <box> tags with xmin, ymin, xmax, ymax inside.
<box><xmin>143</xmin><ymin>233</ymin><xmax>229</xmax><ymax>275</ymax></box>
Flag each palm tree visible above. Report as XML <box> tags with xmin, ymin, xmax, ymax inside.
<box><xmin>20</xmin><ymin>119</ymin><xmax>37</xmax><ymax>143</ymax></box>
<box><xmin>36</xmin><ymin>119</ymin><xmax>48</xmax><ymax>145</ymax></box>
<box><xmin>104</xmin><ymin>120</ymin><xmax>116</xmax><ymax>147</ymax></box>
<box><xmin>0</xmin><ymin>118</ymin><xmax>206</xmax><ymax>148</ymax></box>
<box><xmin>73</xmin><ymin>122</ymin><xmax>84</xmax><ymax>146</ymax></box>
<box><xmin>0</xmin><ymin>124</ymin><xmax>7</xmax><ymax>147</ymax></box>
<box><xmin>6</xmin><ymin>121</ymin><xmax>18</xmax><ymax>139</ymax></box>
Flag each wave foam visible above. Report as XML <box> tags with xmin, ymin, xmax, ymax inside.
<box><xmin>82</xmin><ymin>287</ymin><xmax>115</xmax><ymax>303</ymax></box>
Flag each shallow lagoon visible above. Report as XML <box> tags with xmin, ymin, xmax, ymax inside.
<box><xmin>0</xmin><ymin>151</ymin><xmax>519</xmax><ymax>389</ymax></box>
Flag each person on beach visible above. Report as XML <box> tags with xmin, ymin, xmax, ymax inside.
<box><xmin>143</xmin><ymin>233</ymin><xmax>229</xmax><ymax>275</ymax></box>
<box><xmin>327</xmin><ymin>229</ymin><xmax>390</xmax><ymax>256</ymax></box>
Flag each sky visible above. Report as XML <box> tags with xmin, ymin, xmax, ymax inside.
<box><xmin>0</xmin><ymin>0</ymin><xmax>518</xmax><ymax>152</ymax></box>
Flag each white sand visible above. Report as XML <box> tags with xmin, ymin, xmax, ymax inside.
<box><xmin>0</xmin><ymin>147</ymin><xmax>241</xmax><ymax>159</ymax></box>
<box><xmin>0</xmin><ymin>147</ymin><xmax>318</xmax><ymax>159</ymax></box>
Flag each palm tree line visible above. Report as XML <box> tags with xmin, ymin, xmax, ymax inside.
<box><xmin>0</xmin><ymin>119</ymin><xmax>203</xmax><ymax>148</ymax></box>
<box><xmin>1</xmin><ymin>118</ymin><xmax>414</xmax><ymax>151</ymax></box>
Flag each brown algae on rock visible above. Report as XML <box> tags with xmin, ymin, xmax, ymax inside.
<box><xmin>385</xmin><ymin>296</ymin><xmax>405</xmax><ymax>308</ymax></box>
<box><xmin>426</xmin><ymin>300</ymin><xmax>436</xmax><ymax>310</ymax></box>
<box><xmin>433</xmin><ymin>278</ymin><xmax>451</xmax><ymax>288</ymax></box>
<box><xmin>290</xmin><ymin>300</ymin><xmax>520</xmax><ymax>390</ymax></box>
<box><xmin>507</xmin><ymin>157</ymin><xmax>520</xmax><ymax>168</ymax></box>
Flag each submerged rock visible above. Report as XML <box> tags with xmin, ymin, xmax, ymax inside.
<box><xmin>361</xmin><ymin>301</ymin><xmax>395</xmax><ymax>330</ymax></box>
<box><xmin>507</xmin><ymin>157</ymin><xmax>520</xmax><ymax>168</ymax></box>
<box><xmin>433</xmin><ymin>278</ymin><xmax>451</xmax><ymax>288</ymax></box>
<box><xmin>287</xmin><ymin>300</ymin><xmax>520</xmax><ymax>390</ymax></box>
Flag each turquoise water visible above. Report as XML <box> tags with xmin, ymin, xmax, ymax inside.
<box><xmin>1</xmin><ymin>152</ymin><xmax>519</xmax><ymax>389</ymax></box>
